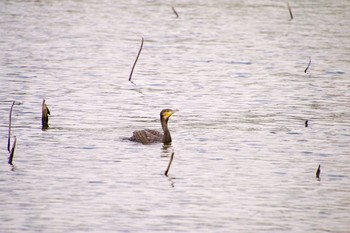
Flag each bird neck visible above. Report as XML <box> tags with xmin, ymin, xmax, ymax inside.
<box><xmin>161</xmin><ymin>118</ymin><xmax>172</xmax><ymax>144</ymax></box>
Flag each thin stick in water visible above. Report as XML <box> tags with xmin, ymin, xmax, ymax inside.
<box><xmin>128</xmin><ymin>37</ymin><xmax>144</xmax><ymax>83</ymax></box>
<box><xmin>316</xmin><ymin>164</ymin><xmax>321</xmax><ymax>179</ymax></box>
<box><xmin>165</xmin><ymin>152</ymin><xmax>175</xmax><ymax>176</ymax></box>
<box><xmin>8</xmin><ymin>136</ymin><xmax>17</xmax><ymax>165</ymax></box>
<box><xmin>305</xmin><ymin>120</ymin><xmax>308</xmax><ymax>127</ymax></box>
<box><xmin>8</xmin><ymin>101</ymin><xmax>15</xmax><ymax>153</ymax></box>
<box><xmin>287</xmin><ymin>2</ymin><xmax>293</xmax><ymax>20</ymax></box>
<box><xmin>172</xmin><ymin>6</ymin><xmax>179</xmax><ymax>18</ymax></box>
<box><xmin>304</xmin><ymin>57</ymin><xmax>311</xmax><ymax>73</ymax></box>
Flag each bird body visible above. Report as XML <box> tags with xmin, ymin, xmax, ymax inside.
<box><xmin>129</xmin><ymin>109</ymin><xmax>177</xmax><ymax>144</ymax></box>
<box><xmin>130</xmin><ymin>129</ymin><xmax>164</xmax><ymax>144</ymax></box>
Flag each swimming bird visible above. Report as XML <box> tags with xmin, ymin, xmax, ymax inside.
<box><xmin>129</xmin><ymin>109</ymin><xmax>178</xmax><ymax>144</ymax></box>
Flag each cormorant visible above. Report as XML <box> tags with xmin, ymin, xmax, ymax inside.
<box><xmin>129</xmin><ymin>109</ymin><xmax>178</xmax><ymax>144</ymax></box>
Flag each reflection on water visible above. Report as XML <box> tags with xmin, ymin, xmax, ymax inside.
<box><xmin>1</xmin><ymin>0</ymin><xmax>350</xmax><ymax>232</ymax></box>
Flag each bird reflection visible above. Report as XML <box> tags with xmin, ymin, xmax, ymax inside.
<box><xmin>161</xmin><ymin>144</ymin><xmax>173</xmax><ymax>155</ymax></box>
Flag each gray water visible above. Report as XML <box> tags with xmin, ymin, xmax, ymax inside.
<box><xmin>1</xmin><ymin>1</ymin><xmax>350</xmax><ymax>232</ymax></box>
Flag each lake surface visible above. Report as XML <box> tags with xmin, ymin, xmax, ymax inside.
<box><xmin>1</xmin><ymin>0</ymin><xmax>350</xmax><ymax>232</ymax></box>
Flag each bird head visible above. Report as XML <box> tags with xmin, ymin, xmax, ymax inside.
<box><xmin>160</xmin><ymin>109</ymin><xmax>178</xmax><ymax>120</ymax></box>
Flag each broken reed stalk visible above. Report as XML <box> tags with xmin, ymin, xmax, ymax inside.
<box><xmin>128</xmin><ymin>37</ymin><xmax>144</xmax><ymax>83</ymax></box>
<box><xmin>42</xmin><ymin>99</ymin><xmax>50</xmax><ymax>129</ymax></box>
<box><xmin>8</xmin><ymin>101</ymin><xmax>15</xmax><ymax>153</ymax></box>
<box><xmin>316</xmin><ymin>164</ymin><xmax>321</xmax><ymax>179</ymax></box>
<box><xmin>304</xmin><ymin>57</ymin><xmax>311</xmax><ymax>73</ymax></box>
<box><xmin>8</xmin><ymin>136</ymin><xmax>17</xmax><ymax>165</ymax></box>
<box><xmin>171</xmin><ymin>6</ymin><xmax>179</xmax><ymax>18</ymax></box>
<box><xmin>165</xmin><ymin>152</ymin><xmax>175</xmax><ymax>176</ymax></box>
<box><xmin>287</xmin><ymin>2</ymin><xmax>293</xmax><ymax>20</ymax></box>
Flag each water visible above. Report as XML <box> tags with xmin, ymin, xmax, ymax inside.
<box><xmin>1</xmin><ymin>1</ymin><xmax>350</xmax><ymax>232</ymax></box>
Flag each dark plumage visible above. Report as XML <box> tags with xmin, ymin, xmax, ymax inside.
<box><xmin>129</xmin><ymin>109</ymin><xmax>178</xmax><ymax>144</ymax></box>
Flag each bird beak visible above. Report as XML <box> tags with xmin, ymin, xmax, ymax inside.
<box><xmin>166</xmin><ymin>109</ymin><xmax>178</xmax><ymax>118</ymax></box>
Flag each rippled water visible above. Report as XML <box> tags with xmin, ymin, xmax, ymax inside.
<box><xmin>1</xmin><ymin>1</ymin><xmax>350</xmax><ymax>232</ymax></box>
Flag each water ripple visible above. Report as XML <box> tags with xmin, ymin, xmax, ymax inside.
<box><xmin>1</xmin><ymin>1</ymin><xmax>350</xmax><ymax>233</ymax></box>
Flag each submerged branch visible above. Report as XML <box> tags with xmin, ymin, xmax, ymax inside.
<box><xmin>287</xmin><ymin>2</ymin><xmax>293</xmax><ymax>20</ymax></box>
<box><xmin>8</xmin><ymin>136</ymin><xmax>17</xmax><ymax>165</ymax></box>
<box><xmin>42</xmin><ymin>99</ymin><xmax>50</xmax><ymax>129</ymax></box>
<box><xmin>165</xmin><ymin>152</ymin><xmax>175</xmax><ymax>176</ymax></box>
<box><xmin>128</xmin><ymin>37</ymin><xmax>144</xmax><ymax>83</ymax></box>
<box><xmin>171</xmin><ymin>6</ymin><xmax>179</xmax><ymax>18</ymax></box>
<box><xmin>8</xmin><ymin>101</ymin><xmax>15</xmax><ymax>153</ymax></box>
<box><xmin>316</xmin><ymin>164</ymin><xmax>321</xmax><ymax>179</ymax></box>
<box><xmin>304</xmin><ymin>57</ymin><xmax>311</xmax><ymax>73</ymax></box>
